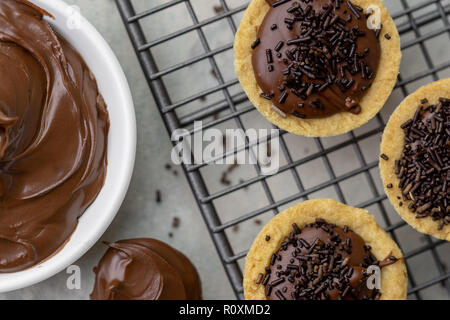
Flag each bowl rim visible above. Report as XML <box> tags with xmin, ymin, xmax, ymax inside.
<box><xmin>0</xmin><ymin>0</ymin><xmax>136</xmax><ymax>293</ymax></box>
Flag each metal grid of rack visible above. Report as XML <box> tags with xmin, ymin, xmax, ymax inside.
<box><xmin>115</xmin><ymin>0</ymin><xmax>450</xmax><ymax>299</ymax></box>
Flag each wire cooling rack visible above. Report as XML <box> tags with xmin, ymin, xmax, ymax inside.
<box><xmin>115</xmin><ymin>0</ymin><xmax>450</xmax><ymax>299</ymax></box>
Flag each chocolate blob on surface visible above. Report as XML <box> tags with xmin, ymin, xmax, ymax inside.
<box><xmin>252</xmin><ymin>0</ymin><xmax>381</xmax><ymax>118</ymax></box>
<box><xmin>394</xmin><ymin>98</ymin><xmax>449</xmax><ymax>230</ymax></box>
<box><xmin>90</xmin><ymin>239</ymin><xmax>202</xmax><ymax>300</ymax></box>
<box><xmin>260</xmin><ymin>219</ymin><xmax>398</xmax><ymax>300</ymax></box>
<box><xmin>0</xmin><ymin>0</ymin><xmax>109</xmax><ymax>272</ymax></box>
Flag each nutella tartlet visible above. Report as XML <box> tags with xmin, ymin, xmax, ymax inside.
<box><xmin>244</xmin><ymin>199</ymin><xmax>407</xmax><ymax>300</ymax></box>
<box><xmin>234</xmin><ymin>0</ymin><xmax>401</xmax><ymax>137</ymax></box>
<box><xmin>90</xmin><ymin>239</ymin><xmax>202</xmax><ymax>300</ymax></box>
<box><xmin>0</xmin><ymin>0</ymin><xmax>109</xmax><ymax>272</ymax></box>
<box><xmin>380</xmin><ymin>79</ymin><xmax>450</xmax><ymax>241</ymax></box>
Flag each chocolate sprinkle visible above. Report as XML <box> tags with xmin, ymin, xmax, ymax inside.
<box><xmin>251</xmin><ymin>38</ymin><xmax>261</xmax><ymax>49</ymax></box>
<box><xmin>172</xmin><ymin>217</ymin><xmax>180</xmax><ymax>228</ymax></box>
<box><xmin>258</xmin><ymin>218</ymin><xmax>398</xmax><ymax>300</ymax></box>
<box><xmin>256</xmin><ymin>273</ymin><xmax>264</xmax><ymax>284</ymax></box>
<box><xmin>213</xmin><ymin>5</ymin><xmax>224</xmax><ymax>14</ymax></box>
<box><xmin>394</xmin><ymin>97</ymin><xmax>449</xmax><ymax>230</ymax></box>
<box><xmin>272</xmin><ymin>0</ymin><xmax>292</xmax><ymax>8</ymax></box>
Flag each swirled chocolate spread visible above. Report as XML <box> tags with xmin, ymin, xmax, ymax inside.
<box><xmin>90</xmin><ymin>239</ymin><xmax>202</xmax><ymax>300</ymax></box>
<box><xmin>252</xmin><ymin>0</ymin><xmax>381</xmax><ymax>118</ymax></box>
<box><xmin>0</xmin><ymin>0</ymin><xmax>109</xmax><ymax>272</ymax></box>
<box><xmin>258</xmin><ymin>219</ymin><xmax>398</xmax><ymax>300</ymax></box>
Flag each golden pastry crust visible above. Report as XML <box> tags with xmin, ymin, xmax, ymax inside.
<box><xmin>244</xmin><ymin>199</ymin><xmax>408</xmax><ymax>300</ymax></box>
<box><xmin>234</xmin><ymin>0</ymin><xmax>401</xmax><ymax>137</ymax></box>
<box><xmin>380</xmin><ymin>79</ymin><xmax>450</xmax><ymax>241</ymax></box>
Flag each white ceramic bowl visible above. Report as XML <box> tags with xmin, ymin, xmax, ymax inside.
<box><xmin>0</xmin><ymin>0</ymin><xmax>136</xmax><ymax>292</ymax></box>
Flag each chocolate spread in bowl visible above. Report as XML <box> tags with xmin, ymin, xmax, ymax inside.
<box><xmin>0</xmin><ymin>0</ymin><xmax>109</xmax><ymax>272</ymax></box>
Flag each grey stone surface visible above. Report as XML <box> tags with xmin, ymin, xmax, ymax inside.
<box><xmin>0</xmin><ymin>0</ymin><xmax>449</xmax><ymax>300</ymax></box>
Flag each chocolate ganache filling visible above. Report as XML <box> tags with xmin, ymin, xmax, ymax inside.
<box><xmin>252</xmin><ymin>0</ymin><xmax>381</xmax><ymax>118</ymax></box>
<box><xmin>0</xmin><ymin>0</ymin><xmax>109</xmax><ymax>272</ymax></box>
<box><xmin>259</xmin><ymin>219</ymin><xmax>398</xmax><ymax>300</ymax></box>
<box><xmin>90</xmin><ymin>239</ymin><xmax>202</xmax><ymax>300</ymax></box>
